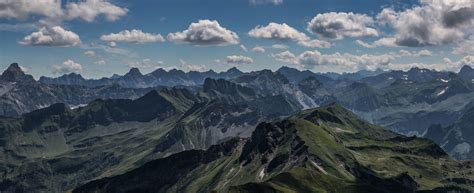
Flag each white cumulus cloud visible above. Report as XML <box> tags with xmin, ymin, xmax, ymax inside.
<box><xmin>52</xmin><ymin>59</ymin><xmax>83</xmax><ymax>74</ymax></box>
<box><xmin>84</xmin><ymin>50</ymin><xmax>96</xmax><ymax>57</ymax></box>
<box><xmin>272</xmin><ymin>50</ymin><xmax>396</xmax><ymax>71</ymax></box>
<box><xmin>376</xmin><ymin>0</ymin><xmax>474</xmax><ymax>47</ymax></box>
<box><xmin>19</xmin><ymin>26</ymin><xmax>81</xmax><ymax>47</ymax></box>
<box><xmin>308</xmin><ymin>12</ymin><xmax>378</xmax><ymax>39</ymax></box>
<box><xmin>100</xmin><ymin>29</ymin><xmax>165</xmax><ymax>43</ymax></box>
<box><xmin>251</xmin><ymin>46</ymin><xmax>265</xmax><ymax>53</ymax></box>
<box><xmin>226</xmin><ymin>55</ymin><xmax>254</xmax><ymax>64</ymax></box>
<box><xmin>248</xmin><ymin>22</ymin><xmax>309</xmax><ymax>41</ymax></box>
<box><xmin>167</xmin><ymin>20</ymin><xmax>239</xmax><ymax>46</ymax></box>
<box><xmin>271</xmin><ymin>51</ymin><xmax>296</xmax><ymax>63</ymax></box>
<box><xmin>65</xmin><ymin>0</ymin><xmax>128</xmax><ymax>22</ymax></box>
<box><xmin>399</xmin><ymin>49</ymin><xmax>432</xmax><ymax>57</ymax></box>
<box><xmin>0</xmin><ymin>0</ymin><xmax>128</xmax><ymax>24</ymax></box>
<box><xmin>248</xmin><ymin>22</ymin><xmax>331</xmax><ymax>48</ymax></box>
<box><xmin>297</xmin><ymin>39</ymin><xmax>331</xmax><ymax>48</ymax></box>
<box><xmin>179</xmin><ymin>59</ymin><xmax>208</xmax><ymax>72</ymax></box>
<box><xmin>0</xmin><ymin>0</ymin><xmax>62</xmax><ymax>19</ymax></box>
<box><xmin>271</xmin><ymin>44</ymin><xmax>289</xmax><ymax>49</ymax></box>
<box><xmin>128</xmin><ymin>58</ymin><xmax>164</xmax><ymax>69</ymax></box>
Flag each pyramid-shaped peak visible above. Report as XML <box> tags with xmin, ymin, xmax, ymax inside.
<box><xmin>0</xmin><ymin>63</ymin><xmax>35</xmax><ymax>83</ymax></box>
<box><xmin>226</xmin><ymin>67</ymin><xmax>241</xmax><ymax>73</ymax></box>
<box><xmin>125</xmin><ymin>68</ymin><xmax>142</xmax><ymax>76</ymax></box>
<box><xmin>6</xmin><ymin>63</ymin><xmax>23</xmax><ymax>72</ymax></box>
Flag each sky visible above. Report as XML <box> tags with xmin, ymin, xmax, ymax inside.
<box><xmin>0</xmin><ymin>0</ymin><xmax>474</xmax><ymax>79</ymax></box>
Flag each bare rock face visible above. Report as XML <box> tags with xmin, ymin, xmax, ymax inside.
<box><xmin>0</xmin><ymin>63</ymin><xmax>35</xmax><ymax>83</ymax></box>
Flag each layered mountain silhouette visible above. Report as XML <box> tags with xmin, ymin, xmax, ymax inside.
<box><xmin>73</xmin><ymin>104</ymin><xmax>473</xmax><ymax>193</ymax></box>
<box><xmin>39</xmin><ymin>66</ymin><xmax>244</xmax><ymax>88</ymax></box>
<box><xmin>0</xmin><ymin>63</ymin><xmax>160</xmax><ymax>117</ymax></box>
<box><xmin>0</xmin><ymin>79</ymin><xmax>299</xmax><ymax>192</ymax></box>
<box><xmin>1</xmin><ymin>61</ymin><xmax>474</xmax><ymax>192</ymax></box>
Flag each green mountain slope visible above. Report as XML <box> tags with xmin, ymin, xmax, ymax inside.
<box><xmin>0</xmin><ymin>86</ymin><xmax>267</xmax><ymax>193</ymax></box>
<box><xmin>73</xmin><ymin>104</ymin><xmax>474</xmax><ymax>193</ymax></box>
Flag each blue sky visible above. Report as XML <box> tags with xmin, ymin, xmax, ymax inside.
<box><xmin>0</xmin><ymin>0</ymin><xmax>473</xmax><ymax>79</ymax></box>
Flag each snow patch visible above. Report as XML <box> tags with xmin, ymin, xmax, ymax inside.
<box><xmin>436</xmin><ymin>87</ymin><xmax>448</xmax><ymax>96</ymax></box>
<box><xmin>402</xmin><ymin>75</ymin><xmax>408</xmax><ymax>80</ymax></box>
<box><xmin>257</xmin><ymin>168</ymin><xmax>265</xmax><ymax>181</ymax></box>
<box><xmin>440</xmin><ymin>79</ymin><xmax>449</xmax><ymax>83</ymax></box>
<box><xmin>69</xmin><ymin>104</ymin><xmax>87</xmax><ymax>109</ymax></box>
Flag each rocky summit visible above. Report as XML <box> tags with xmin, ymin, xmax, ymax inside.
<box><xmin>73</xmin><ymin>104</ymin><xmax>473</xmax><ymax>193</ymax></box>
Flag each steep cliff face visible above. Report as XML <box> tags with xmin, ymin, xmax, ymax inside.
<box><xmin>425</xmin><ymin>107</ymin><xmax>474</xmax><ymax>160</ymax></box>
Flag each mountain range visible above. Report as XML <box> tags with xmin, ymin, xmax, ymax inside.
<box><xmin>5</xmin><ymin>63</ymin><xmax>474</xmax><ymax>134</ymax></box>
<box><xmin>1</xmin><ymin>62</ymin><xmax>474</xmax><ymax>192</ymax></box>
<box><xmin>0</xmin><ymin>63</ymin><xmax>158</xmax><ymax>117</ymax></box>
<box><xmin>73</xmin><ymin>104</ymin><xmax>474</xmax><ymax>193</ymax></box>
<box><xmin>1</xmin><ymin>75</ymin><xmax>307</xmax><ymax>192</ymax></box>
<box><xmin>39</xmin><ymin>67</ymin><xmax>245</xmax><ymax>88</ymax></box>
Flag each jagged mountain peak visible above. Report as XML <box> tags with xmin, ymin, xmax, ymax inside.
<box><xmin>226</xmin><ymin>66</ymin><xmax>241</xmax><ymax>73</ymax></box>
<box><xmin>235</xmin><ymin>69</ymin><xmax>289</xmax><ymax>84</ymax></box>
<box><xmin>168</xmin><ymin>68</ymin><xmax>185</xmax><ymax>74</ymax></box>
<box><xmin>0</xmin><ymin>63</ymin><xmax>35</xmax><ymax>83</ymax></box>
<box><xmin>459</xmin><ymin>65</ymin><xmax>474</xmax><ymax>82</ymax></box>
<box><xmin>65</xmin><ymin>72</ymin><xmax>84</xmax><ymax>78</ymax></box>
<box><xmin>220</xmin><ymin>67</ymin><xmax>243</xmax><ymax>78</ymax></box>
<box><xmin>460</xmin><ymin>65</ymin><xmax>473</xmax><ymax>73</ymax></box>
<box><xmin>201</xmin><ymin>78</ymin><xmax>257</xmax><ymax>104</ymax></box>
<box><xmin>276</xmin><ymin>66</ymin><xmax>299</xmax><ymax>72</ymax></box>
<box><xmin>125</xmin><ymin>68</ymin><xmax>143</xmax><ymax>77</ymax></box>
<box><xmin>276</xmin><ymin>66</ymin><xmax>315</xmax><ymax>76</ymax></box>
<box><xmin>110</xmin><ymin>74</ymin><xmax>121</xmax><ymax>79</ymax></box>
<box><xmin>5</xmin><ymin>63</ymin><xmax>22</xmax><ymax>72</ymax></box>
<box><xmin>39</xmin><ymin>72</ymin><xmax>86</xmax><ymax>83</ymax></box>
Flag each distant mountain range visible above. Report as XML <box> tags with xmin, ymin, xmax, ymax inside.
<box><xmin>39</xmin><ymin>67</ymin><xmax>245</xmax><ymax>88</ymax></box>
<box><xmin>2</xmin><ymin>62</ymin><xmax>474</xmax><ymax>161</ymax></box>
<box><xmin>0</xmin><ymin>63</ymin><xmax>157</xmax><ymax>117</ymax></box>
